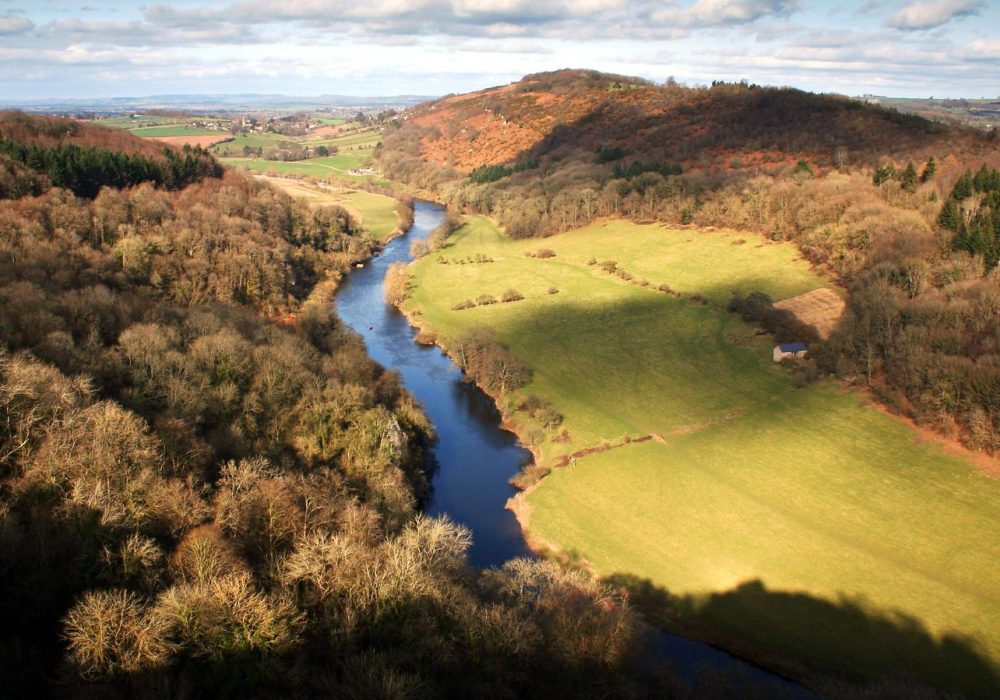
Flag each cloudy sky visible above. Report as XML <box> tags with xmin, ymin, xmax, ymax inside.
<box><xmin>1</xmin><ymin>0</ymin><xmax>998</xmax><ymax>100</ymax></box>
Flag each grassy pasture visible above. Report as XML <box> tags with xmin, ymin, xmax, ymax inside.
<box><xmin>257</xmin><ymin>177</ymin><xmax>399</xmax><ymax>240</ymax></box>
<box><xmin>334</xmin><ymin>189</ymin><xmax>399</xmax><ymax>239</ymax></box>
<box><xmin>404</xmin><ymin>216</ymin><xmax>1000</xmax><ymax>696</ymax></box>
<box><xmin>406</xmin><ymin>217</ymin><xmax>823</xmax><ymax>460</ymax></box>
<box><xmin>96</xmin><ymin>114</ymin><xmax>176</xmax><ymax>128</ymax></box>
<box><xmin>305</xmin><ymin>130</ymin><xmax>379</xmax><ymax>147</ymax></box>
<box><xmin>225</xmin><ymin>153</ymin><xmax>374</xmax><ymax>178</ymax></box>
<box><xmin>128</xmin><ymin>125</ymin><xmax>219</xmax><ymax>137</ymax></box>
<box><xmin>212</xmin><ymin>132</ymin><xmax>287</xmax><ymax>153</ymax></box>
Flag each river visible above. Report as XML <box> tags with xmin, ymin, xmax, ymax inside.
<box><xmin>335</xmin><ymin>200</ymin><xmax>807</xmax><ymax>692</ymax></box>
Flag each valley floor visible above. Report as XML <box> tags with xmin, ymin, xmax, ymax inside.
<box><xmin>403</xmin><ymin>216</ymin><xmax>1000</xmax><ymax>697</ymax></box>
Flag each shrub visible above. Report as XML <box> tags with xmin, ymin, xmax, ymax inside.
<box><xmin>409</xmin><ymin>239</ymin><xmax>429</xmax><ymax>259</ymax></box>
<box><xmin>414</xmin><ymin>328</ymin><xmax>437</xmax><ymax>345</ymax></box>
<box><xmin>452</xmin><ymin>299</ymin><xmax>475</xmax><ymax>310</ymax></box>
<box><xmin>64</xmin><ymin>590</ymin><xmax>170</xmax><ymax>678</ymax></box>
<box><xmin>383</xmin><ymin>262</ymin><xmax>411</xmax><ymax>305</ymax></box>
<box><xmin>658</xmin><ymin>283</ymin><xmax>672</xmax><ymax>293</ymax></box>
<box><xmin>153</xmin><ymin>573</ymin><xmax>303</xmax><ymax>659</ymax></box>
<box><xmin>501</xmin><ymin>288</ymin><xmax>524</xmax><ymax>303</ymax></box>
<box><xmin>535</xmin><ymin>248</ymin><xmax>556</xmax><ymax>259</ymax></box>
<box><xmin>476</xmin><ymin>294</ymin><xmax>497</xmax><ymax>306</ymax></box>
<box><xmin>547</xmin><ymin>286</ymin><xmax>559</xmax><ymax>295</ymax></box>
<box><xmin>536</xmin><ymin>405</ymin><xmax>563</xmax><ymax>429</ymax></box>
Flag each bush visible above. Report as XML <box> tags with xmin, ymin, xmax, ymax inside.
<box><xmin>501</xmin><ymin>288</ymin><xmax>524</xmax><ymax>303</ymax></box>
<box><xmin>547</xmin><ymin>286</ymin><xmax>559</xmax><ymax>295</ymax></box>
<box><xmin>452</xmin><ymin>299</ymin><xmax>475</xmax><ymax>310</ymax></box>
<box><xmin>383</xmin><ymin>262</ymin><xmax>411</xmax><ymax>305</ymax></box>
<box><xmin>64</xmin><ymin>590</ymin><xmax>170</xmax><ymax>678</ymax></box>
<box><xmin>409</xmin><ymin>239</ymin><xmax>429</xmax><ymax>259</ymax></box>
<box><xmin>537</xmin><ymin>405</ymin><xmax>563</xmax><ymax>429</ymax></box>
<box><xmin>535</xmin><ymin>248</ymin><xmax>556</xmax><ymax>259</ymax></box>
<box><xmin>476</xmin><ymin>294</ymin><xmax>497</xmax><ymax>306</ymax></box>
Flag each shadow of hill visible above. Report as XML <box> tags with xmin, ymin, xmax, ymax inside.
<box><xmin>607</xmin><ymin>574</ymin><xmax>1000</xmax><ymax>699</ymax></box>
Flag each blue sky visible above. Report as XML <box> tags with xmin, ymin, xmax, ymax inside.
<box><xmin>1</xmin><ymin>0</ymin><xmax>998</xmax><ymax>100</ymax></box>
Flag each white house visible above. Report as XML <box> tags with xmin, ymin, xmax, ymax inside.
<box><xmin>773</xmin><ymin>342</ymin><xmax>808</xmax><ymax>362</ymax></box>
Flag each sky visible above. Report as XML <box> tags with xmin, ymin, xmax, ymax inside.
<box><xmin>1</xmin><ymin>0</ymin><xmax>998</xmax><ymax>101</ymax></box>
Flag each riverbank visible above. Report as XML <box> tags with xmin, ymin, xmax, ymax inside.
<box><xmin>397</xmin><ymin>214</ymin><xmax>1000</xmax><ymax>698</ymax></box>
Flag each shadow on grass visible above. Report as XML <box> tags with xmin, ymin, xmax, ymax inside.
<box><xmin>607</xmin><ymin>573</ymin><xmax>1000</xmax><ymax>699</ymax></box>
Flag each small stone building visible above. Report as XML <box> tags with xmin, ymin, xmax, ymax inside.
<box><xmin>773</xmin><ymin>342</ymin><xmax>808</xmax><ymax>362</ymax></box>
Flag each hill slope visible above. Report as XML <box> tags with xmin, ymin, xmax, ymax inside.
<box><xmin>384</xmin><ymin>68</ymin><xmax>991</xmax><ymax>176</ymax></box>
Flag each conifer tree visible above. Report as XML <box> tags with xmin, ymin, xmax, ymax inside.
<box><xmin>920</xmin><ymin>156</ymin><xmax>937</xmax><ymax>183</ymax></box>
<box><xmin>901</xmin><ymin>162</ymin><xmax>918</xmax><ymax>192</ymax></box>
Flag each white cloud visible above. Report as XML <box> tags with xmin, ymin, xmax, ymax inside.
<box><xmin>0</xmin><ymin>12</ymin><xmax>33</xmax><ymax>34</ymax></box>
<box><xmin>677</xmin><ymin>0</ymin><xmax>800</xmax><ymax>26</ymax></box>
<box><xmin>964</xmin><ymin>39</ymin><xmax>1000</xmax><ymax>60</ymax></box>
<box><xmin>143</xmin><ymin>0</ymin><xmax>796</xmax><ymax>41</ymax></box>
<box><xmin>887</xmin><ymin>0</ymin><xmax>983</xmax><ymax>30</ymax></box>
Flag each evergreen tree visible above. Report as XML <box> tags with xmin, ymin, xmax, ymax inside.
<box><xmin>920</xmin><ymin>156</ymin><xmax>937</xmax><ymax>183</ymax></box>
<box><xmin>952</xmin><ymin>172</ymin><xmax>974</xmax><ymax>199</ymax></box>
<box><xmin>873</xmin><ymin>164</ymin><xmax>896</xmax><ymax>186</ymax></box>
<box><xmin>938</xmin><ymin>198</ymin><xmax>961</xmax><ymax>231</ymax></box>
<box><xmin>901</xmin><ymin>161</ymin><xmax>918</xmax><ymax>192</ymax></box>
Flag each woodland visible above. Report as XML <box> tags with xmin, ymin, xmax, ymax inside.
<box><xmin>0</xmin><ymin>111</ymin><xmax>708</xmax><ymax>698</ymax></box>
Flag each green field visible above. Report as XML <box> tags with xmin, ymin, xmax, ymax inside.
<box><xmin>257</xmin><ymin>178</ymin><xmax>399</xmax><ymax>240</ymax></box>
<box><xmin>306</xmin><ymin>131</ymin><xmax>380</xmax><ymax>148</ymax></box>
<box><xmin>212</xmin><ymin>132</ymin><xmax>287</xmax><ymax>154</ymax></box>
<box><xmin>225</xmin><ymin>153</ymin><xmax>374</xmax><ymax>178</ymax></box>
<box><xmin>94</xmin><ymin>114</ymin><xmax>177</xmax><ymax>129</ymax></box>
<box><xmin>404</xmin><ymin>217</ymin><xmax>1000</xmax><ymax>696</ymax></box>
<box><xmin>334</xmin><ymin>189</ymin><xmax>399</xmax><ymax>239</ymax></box>
<box><xmin>407</xmin><ymin>218</ymin><xmax>825</xmax><ymax>460</ymax></box>
<box><xmin>128</xmin><ymin>125</ymin><xmax>219</xmax><ymax>137</ymax></box>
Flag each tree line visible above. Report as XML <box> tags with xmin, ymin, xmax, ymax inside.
<box><xmin>0</xmin><ymin>137</ymin><xmax>220</xmax><ymax>198</ymax></box>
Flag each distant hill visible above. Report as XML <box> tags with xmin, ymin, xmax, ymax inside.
<box><xmin>877</xmin><ymin>96</ymin><xmax>1000</xmax><ymax>131</ymax></box>
<box><xmin>384</xmin><ymin>68</ymin><xmax>993</xmax><ymax>176</ymax></box>
<box><xmin>0</xmin><ymin>93</ymin><xmax>438</xmax><ymax>115</ymax></box>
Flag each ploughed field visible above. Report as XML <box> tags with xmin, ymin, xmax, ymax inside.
<box><xmin>403</xmin><ymin>216</ymin><xmax>1000</xmax><ymax>697</ymax></box>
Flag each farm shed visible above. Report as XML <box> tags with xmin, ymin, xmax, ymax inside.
<box><xmin>773</xmin><ymin>342</ymin><xmax>808</xmax><ymax>362</ymax></box>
